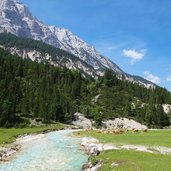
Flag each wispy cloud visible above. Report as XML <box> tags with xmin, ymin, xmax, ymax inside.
<box><xmin>122</xmin><ymin>49</ymin><xmax>146</xmax><ymax>64</ymax></box>
<box><xmin>93</xmin><ymin>34</ymin><xmax>147</xmax><ymax>56</ymax></box>
<box><xmin>166</xmin><ymin>75</ymin><xmax>171</xmax><ymax>82</ymax></box>
<box><xmin>143</xmin><ymin>71</ymin><xmax>160</xmax><ymax>84</ymax></box>
<box><xmin>93</xmin><ymin>41</ymin><xmax>121</xmax><ymax>55</ymax></box>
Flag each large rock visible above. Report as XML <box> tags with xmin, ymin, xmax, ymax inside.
<box><xmin>71</xmin><ymin>112</ymin><xmax>93</xmax><ymax>129</ymax></box>
<box><xmin>162</xmin><ymin>104</ymin><xmax>171</xmax><ymax>114</ymax></box>
<box><xmin>102</xmin><ymin>118</ymin><xmax>147</xmax><ymax>130</ymax></box>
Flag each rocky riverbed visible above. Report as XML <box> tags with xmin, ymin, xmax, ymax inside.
<box><xmin>81</xmin><ymin>137</ymin><xmax>171</xmax><ymax>155</ymax></box>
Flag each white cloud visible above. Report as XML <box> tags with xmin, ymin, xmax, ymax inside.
<box><xmin>122</xmin><ymin>49</ymin><xmax>146</xmax><ymax>64</ymax></box>
<box><xmin>143</xmin><ymin>71</ymin><xmax>160</xmax><ymax>84</ymax></box>
<box><xmin>166</xmin><ymin>75</ymin><xmax>171</xmax><ymax>82</ymax></box>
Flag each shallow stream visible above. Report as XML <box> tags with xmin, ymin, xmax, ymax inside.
<box><xmin>0</xmin><ymin>130</ymin><xmax>88</xmax><ymax>171</ymax></box>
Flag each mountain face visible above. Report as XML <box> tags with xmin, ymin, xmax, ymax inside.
<box><xmin>0</xmin><ymin>0</ymin><xmax>155</xmax><ymax>88</ymax></box>
<box><xmin>0</xmin><ymin>33</ymin><xmax>102</xmax><ymax>78</ymax></box>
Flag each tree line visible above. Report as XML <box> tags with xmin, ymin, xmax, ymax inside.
<box><xmin>0</xmin><ymin>36</ymin><xmax>170</xmax><ymax>128</ymax></box>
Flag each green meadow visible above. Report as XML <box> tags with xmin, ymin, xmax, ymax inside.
<box><xmin>80</xmin><ymin>130</ymin><xmax>171</xmax><ymax>147</ymax></box>
<box><xmin>79</xmin><ymin>130</ymin><xmax>171</xmax><ymax>171</ymax></box>
<box><xmin>93</xmin><ymin>150</ymin><xmax>171</xmax><ymax>171</ymax></box>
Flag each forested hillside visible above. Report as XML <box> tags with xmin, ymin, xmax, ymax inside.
<box><xmin>80</xmin><ymin>70</ymin><xmax>171</xmax><ymax>127</ymax></box>
<box><xmin>0</xmin><ymin>48</ymin><xmax>170</xmax><ymax>128</ymax></box>
<box><xmin>0</xmin><ymin>33</ymin><xmax>98</xmax><ymax>78</ymax></box>
<box><xmin>0</xmin><ymin>48</ymin><xmax>88</xmax><ymax>127</ymax></box>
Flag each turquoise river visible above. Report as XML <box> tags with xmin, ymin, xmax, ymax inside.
<box><xmin>0</xmin><ymin>130</ymin><xmax>88</xmax><ymax>171</ymax></box>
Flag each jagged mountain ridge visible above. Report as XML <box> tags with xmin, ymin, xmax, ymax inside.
<box><xmin>0</xmin><ymin>0</ymin><xmax>155</xmax><ymax>88</ymax></box>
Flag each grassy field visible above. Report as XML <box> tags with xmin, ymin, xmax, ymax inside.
<box><xmin>79</xmin><ymin>130</ymin><xmax>171</xmax><ymax>147</ymax></box>
<box><xmin>92</xmin><ymin>150</ymin><xmax>171</xmax><ymax>171</ymax></box>
<box><xmin>0</xmin><ymin>123</ymin><xmax>66</xmax><ymax>145</ymax></box>
<box><xmin>79</xmin><ymin>130</ymin><xmax>171</xmax><ymax>171</ymax></box>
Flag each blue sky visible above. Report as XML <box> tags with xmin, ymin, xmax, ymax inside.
<box><xmin>21</xmin><ymin>0</ymin><xmax>171</xmax><ymax>91</ymax></box>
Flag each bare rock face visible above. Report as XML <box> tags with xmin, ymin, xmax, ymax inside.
<box><xmin>102</xmin><ymin>118</ymin><xmax>147</xmax><ymax>130</ymax></box>
<box><xmin>163</xmin><ymin>104</ymin><xmax>171</xmax><ymax>114</ymax></box>
<box><xmin>71</xmin><ymin>112</ymin><xmax>93</xmax><ymax>129</ymax></box>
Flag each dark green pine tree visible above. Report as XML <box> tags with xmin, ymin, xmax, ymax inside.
<box><xmin>156</xmin><ymin>104</ymin><xmax>170</xmax><ymax>127</ymax></box>
<box><xmin>0</xmin><ymin>99</ymin><xmax>14</xmax><ymax>127</ymax></box>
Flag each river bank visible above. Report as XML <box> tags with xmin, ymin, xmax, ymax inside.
<box><xmin>79</xmin><ymin>130</ymin><xmax>171</xmax><ymax>171</ymax></box>
<box><xmin>0</xmin><ymin>124</ymin><xmax>79</xmax><ymax>163</ymax></box>
<box><xmin>0</xmin><ymin>134</ymin><xmax>46</xmax><ymax>162</ymax></box>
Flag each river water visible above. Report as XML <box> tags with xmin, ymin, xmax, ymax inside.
<box><xmin>0</xmin><ymin>130</ymin><xmax>88</xmax><ymax>171</ymax></box>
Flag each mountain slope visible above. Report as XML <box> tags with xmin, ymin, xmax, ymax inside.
<box><xmin>0</xmin><ymin>0</ymin><xmax>155</xmax><ymax>88</ymax></box>
<box><xmin>0</xmin><ymin>33</ymin><xmax>100</xmax><ymax>78</ymax></box>
<box><xmin>0</xmin><ymin>47</ymin><xmax>170</xmax><ymax>128</ymax></box>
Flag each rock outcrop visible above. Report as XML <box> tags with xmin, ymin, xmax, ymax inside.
<box><xmin>0</xmin><ymin>145</ymin><xmax>20</xmax><ymax>162</ymax></box>
<box><xmin>163</xmin><ymin>104</ymin><xmax>171</xmax><ymax>114</ymax></box>
<box><xmin>102</xmin><ymin>118</ymin><xmax>147</xmax><ymax>130</ymax></box>
<box><xmin>71</xmin><ymin>112</ymin><xmax>93</xmax><ymax>129</ymax></box>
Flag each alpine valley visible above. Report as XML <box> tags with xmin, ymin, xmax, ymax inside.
<box><xmin>0</xmin><ymin>0</ymin><xmax>171</xmax><ymax>129</ymax></box>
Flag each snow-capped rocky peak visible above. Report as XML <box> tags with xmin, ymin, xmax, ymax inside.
<box><xmin>0</xmin><ymin>0</ymin><xmax>123</xmax><ymax>74</ymax></box>
<box><xmin>15</xmin><ymin>1</ymin><xmax>33</xmax><ymax>19</ymax></box>
<box><xmin>0</xmin><ymin>0</ymin><xmax>16</xmax><ymax>10</ymax></box>
<box><xmin>0</xmin><ymin>0</ymin><xmax>156</xmax><ymax>88</ymax></box>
